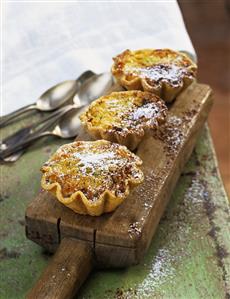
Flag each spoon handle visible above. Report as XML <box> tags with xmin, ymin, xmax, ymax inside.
<box><xmin>0</xmin><ymin>106</ymin><xmax>73</xmax><ymax>159</ymax></box>
<box><xmin>1</xmin><ymin>106</ymin><xmax>68</xmax><ymax>150</ymax></box>
<box><xmin>0</xmin><ymin>103</ymin><xmax>38</xmax><ymax>128</ymax></box>
<box><xmin>0</xmin><ymin>130</ymin><xmax>53</xmax><ymax>159</ymax></box>
<box><xmin>0</xmin><ymin>70</ymin><xmax>95</xmax><ymax>129</ymax></box>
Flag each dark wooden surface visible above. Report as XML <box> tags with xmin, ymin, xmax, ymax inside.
<box><xmin>26</xmin><ymin>238</ymin><xmax>93</xmax><ymax>299</ymax></box>
<box><xmin>26</xmin><ymin>83</ymin><xmax>213</xmax><ymax>274</ymax></box>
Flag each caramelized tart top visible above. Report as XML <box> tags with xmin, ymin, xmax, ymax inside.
<box><xmin>80</xmin><ymin>90</ymin><xmax>167</xmax><ymax>138</ymax></box>
<box><xmin>112</xmin><ymin>49</ymin><xmax>197</xmax><ymax>102</ymax></box>
<box><xmin>41</xmin><ymin>140</ymin><xmax>143</xmax><ymax>203</ymax></box>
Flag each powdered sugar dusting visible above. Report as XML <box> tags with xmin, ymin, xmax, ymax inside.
<box><xmin>152</xmin><ymin>114</ymin><xmax>184</xmax><ymax>154</ymax></box>
<box><xmin>129</xmin><ymin>64</ymin><xmax>193</xmax><ymax>87</ymax></box>
<box><xmin>136</xmin><ymin>248</ymin><xmax>177</xmax><ymax>297</ymax></box>
<box><xmin>41</xmin><ymin>140</ymin><xmax>144</xmax><ymax>201</ymax></box>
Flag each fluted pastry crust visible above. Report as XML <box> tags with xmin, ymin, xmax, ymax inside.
<box><xmin>112</xmin><ymin>49</ymin><xmax>197</xmax><ymax>102</ymax></box>
<box><xmin>80</xmin><ymin>90</ymin><xmax>167</xmax><ymax>150</ymax></box>
<box><xmin>41</xmin><ymin>140</ymin><xmax>144</xmax><ymax>216</ymax></box>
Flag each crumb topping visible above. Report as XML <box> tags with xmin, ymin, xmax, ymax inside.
<box><xmin>41</xmin><ymin>140</ymin><xmax>143</xmax><ymax>201</ymax></box>
<box><xmin>128</xmin><ymin>64</ymin><xmax>194</xmax><ymax>87</ymax></box>
<box><xmin>80</xmin><ymin>91</ymin><xmax>167</xmax><ymax>136</ymax></box>
<box><xmin>113</xmin><ymin>49</ymin><xmax>197</xmax><ymax>87</ymax></box>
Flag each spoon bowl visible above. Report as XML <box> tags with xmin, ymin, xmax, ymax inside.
<box><xmin>73</xmin><ymin>72</ymin><xmax>114</xmax><ymax>106</ymax></box>
<box><xmin>36</xmin><ymin>80</ymin><xmax>79</xmax><ymax>111</ymax></box>
<box><xmin>53</xmin><ymin>107</ymin><xmax>84</xmax><ymax>138</ymax></box>
<box><xmin>0</xmin><ymin>106</ymin><xmax>85</xmax><ymax>160</ymax></box>
<box><xmin>0</xmin><ymin>71</ymin><xmax>116</xmax><ymax>160</ymax></box>
<box><xmin>0</xmin><ymin>70</ymin><xmax>95</xmax><ymax>127</ymax></box>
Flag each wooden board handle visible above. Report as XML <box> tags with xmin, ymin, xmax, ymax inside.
<box><xmin>26</xmin><ymin>238</ymin><xmax>93</xmax><ymax>299</ymax></box>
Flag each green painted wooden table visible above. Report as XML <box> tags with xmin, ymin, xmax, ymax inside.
<box><xmin>0</xmin><ymin>117</ymin><xmax>230</xmax><ymax>298</ymax></box>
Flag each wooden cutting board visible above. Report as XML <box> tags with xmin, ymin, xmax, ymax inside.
<box><xmin>25</xmin><ymin>82</ymin><xmax>213</xmax><ymax>299</ymax></box>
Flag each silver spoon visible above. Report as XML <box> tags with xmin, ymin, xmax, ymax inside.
<box><xmin>1</xmin><ymin>72</ymin><xmax>114</xmax><ymax>150</ymax></box>
<box><xmin>0</xmin><ymin>70</ymin><xmax>95</xmax><ymax>162</ymax></box>
<box><xmin>0</xmin><ymin>107</ymin><xmax>85</xmax><ymax>159</ymax></box>
<box><xmin>1</xmin><ymin>72</ymin><xmax>115</xmax><ymax>161</ymax></box>
<box><xmin>0</xmin><ymin>70</ymin><xmax>95</xmax><ymax>127</ymax></box>
<box><xmin>73</xmin><ymin>71</ymin><xmax>114</xmax><ymax>106</ymax></box>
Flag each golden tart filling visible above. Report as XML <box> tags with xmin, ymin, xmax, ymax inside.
<box><xmin>41</xmin><ymin>140</ymin><xmax>144</xmax><ymax>216</ymax></box>
<box><xmin>80</xmin><ymin>90</ymin><xmax>167</xmax><ymax>150</ymax></box>
<box><xmin>112</xmin><ymin>48</ymin><xmax>197</xmax><ymax>102</ymax></box>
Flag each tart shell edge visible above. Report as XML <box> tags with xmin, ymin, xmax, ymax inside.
<box><xmin>41</xmin><ymin>172</ymin><xmax>143</xmax><ymax>216</ymax></box>
<box><xmin>111</xmin><ymin>49</ymin><xmax>197</xmax><ymax>102</ymax></box>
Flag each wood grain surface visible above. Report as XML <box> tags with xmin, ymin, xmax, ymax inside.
<box><xmin>26</xmin><ymin>83</ymin><xmax>213</xmax><ymax>269</ymax></box>
<box><xmin>26</xmin><ymin>238</ymin><xmax>93</xmax><ymax>299</ymax></box>
<box><xmin>1</xmin><ymin>86</ymin><xmax>229</xmax><ymax>299</ymax></box>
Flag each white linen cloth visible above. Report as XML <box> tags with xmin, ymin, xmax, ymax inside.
<box><xmin>2</xmin><ymin>1</ymin><xmax>195</xmax><ymax>115</ymax></box>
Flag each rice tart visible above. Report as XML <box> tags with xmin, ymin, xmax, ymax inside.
<box><xmin>41</xmin><ymin>140</ymin><xmax>144</xmax><ymax>216</ymax></box>
<box><xmin>112</xmin><ymin>48</ymin><xmax>197</xmax><ymax>102</ymax></box>
<box><xmin>80</xmin><ymin>90</ymin><xmax>167</xmax><ymax>150</ymax></box>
